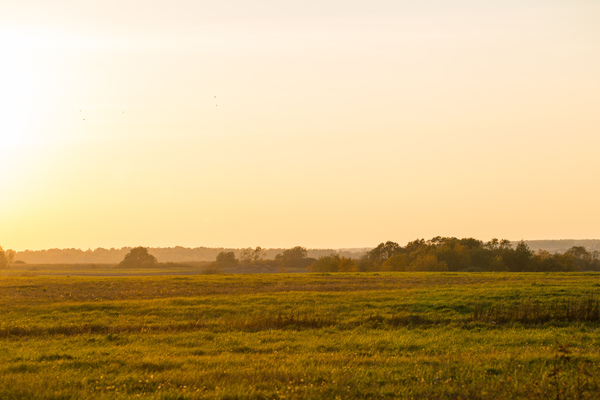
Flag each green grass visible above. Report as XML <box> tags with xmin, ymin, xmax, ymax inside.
<box><xmin>0</xmin><ymin>272</ymin><xmax>598</xmax><ymax>399</ymax></box>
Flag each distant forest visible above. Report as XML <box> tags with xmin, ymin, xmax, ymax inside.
<box><xmin>333</xmin><ymin>238</ymin><xmax>600</xmax><ymax>273</ymax></box>
<box><xmin>9</xmin><ymin>246</ymin><xmax>367</xmax><ymax>264</ymax></box>
<box><xmin>5</xmin><ymin>239</ymin><xmax>600</xmax><ymax>266</ymax></box>
<box><xmin>516</xmin><ymin>239</ymin><xmax>600</xmax><ymax>253</ymax></box>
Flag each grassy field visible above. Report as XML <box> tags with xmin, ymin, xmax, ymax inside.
<box><xmin>3</xmin><ymin>262</ymin><xmax>304</xmax><ymax>277</ymax></box>
<box><xmin>0</xmin><ymin>271</ymin><xmax>598</xmax><ymax>399</ymax></box>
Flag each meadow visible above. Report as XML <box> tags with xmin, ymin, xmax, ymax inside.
<box><xmin>0</xmin><ymin>270</ymin><xmax>598</xmax><ymax>399</ymax></box>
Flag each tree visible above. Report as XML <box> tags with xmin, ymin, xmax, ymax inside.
<box><xmin>239</xmin><ymin>248</ymin><xmax>253</xmax><ymax>265</ymax></box>
<box><xmin>0</xmin><ymin>246</ymin><xmax>7</xmax><ymax>269</ymax></box>
<box><xmin>308</xmin><ymin>253</ymin><xmax>357</xmax><ymax>272</ymax></box>
<box><xmin>563</xmin><ymin>246</ymin><xmax>593</xmax><ymax>271</ymax></box>
<box><xmin>565</xmin><ymin>246</ymin><xmax>590</xmax><ymax>260</ymax></box>
<box><xmin>382</xmin><ymin>253</ymin><xmax>411</xmax><ymax>271</ymax></box>
<box><xmin>275</xmin><ymin>246</ymin><xmax>311</xmax><ymax>269</ymax></box>
<box><xmin>503</xmin><ymin>240</ymin><xmax>533</xmax><ymax>271</ymax></box>
<box><xmin>118</xmin><ymin>247</ymin><xmax>157</xmax><ymax>268</ymax></box>
<box><xmin>239</xmin><ymin>247</ymin><xmax>266</xmax><ymax>265</ymax></box>
<box><xmin>405</xmin><ymin>239</ymin><xmax>428</xmax><ymax>254</ymax></box>
<box><xmin>309</xmin><ymin>254</ymin><xmax>340</xmax><ymax>272</ymax></box>
<box><xmin>407</xmin><ymin>253</ymin><xmax>448</xmax><ymax>272</ymax></box>
<box><xmin>215</xmin><ymin>251</ymin><xmax>238</xmax><ymax>268</ymax></box>
<box><xmin>534</xmin><ymin>250</ymin><xmax>567</xmax><ymax>272</ymax></box>
<box><xmin>5</xmin><ymin>250</ymin><xmax>15</xmax><ymax>266</ymax></box>
<box><xmin>435</xmin><ymin>242</ymin><xmax>471</xmax><ymax>271</ymax></box>
<box><xmin>368</xmin><ymin>241</ymin><xmax>401</xmax><ymax>264</ymax></box>
<box><xmin>355</xmin><ymin>254</ymin><xmax>373</xmax><ymax>272</ymax></box>
<box><xmin>339</xmin><ymin>256</ymin><xmax>356</xmax><ymax>272</ymax></box>
<box><xmin>470</xmin><ymin>247</ymin><xmax>502</xmax><ymax>271</ymax></box>
<box><xmin>252</xmin><ymin>247</ymin><xmax>266</xmax><ymax>263</ymax></box>
<box><xmin>485</xmin><ymin>238</ymin><xmax>500</xmax><ymax>250</ymax></box>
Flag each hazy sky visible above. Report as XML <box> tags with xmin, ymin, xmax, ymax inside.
<box><xmin>1</xmin><ymin>0</ymin><xmax>599</xmax><ymax>250</ymax></box>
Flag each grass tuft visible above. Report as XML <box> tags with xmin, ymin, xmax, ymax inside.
<box><xmin>241</xmin><ymin>312</ymin><xmax>337</xmax><ymax>331</ymax></box>
<box><xmin>473</xmin><ymin>294</ymin><xmax>600</xmax><ymax>324</ymax></box>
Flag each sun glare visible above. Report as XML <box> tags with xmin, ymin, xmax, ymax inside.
<box><xmin>0</xmin><ymin>28</ymin><xmax>68</xmax><ymax>189</ymax></box>
<box><xmin>0</xmin><ymin>30</ymin><xmax>45</xmax><ymax>141</ymax></box>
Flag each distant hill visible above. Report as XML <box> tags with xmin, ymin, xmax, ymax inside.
<box><xmin>515</xmin><ymin>240</ymin><xmax>600</xmax><ymax>254</ymax></box>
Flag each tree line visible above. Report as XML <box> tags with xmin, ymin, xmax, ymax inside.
<box><xmin>215</xmin><ymin>237</ymin><xmax>600</xmax><ymax>272</ymax></box>
<box><xmin>0</xmin><ymin>247</ymin><xmax>16</xmax><ymax>269</ymax></box>
<box><xmin>3</xmin><ymin>238</ymin><xmax>600</xmax><ymax>272</ymax></box>
<box><xmin>310</xmin><ymin>237</ymin><xmax>600</xmax><ymax>272</ymax></box>
<box><xmin>9</xmin><ymin>246</ymin><xmax>361</xmax><ymax>264</ymax></box>
<box><xmin>213</xmin><ymin>246</ymin><xmax>317</xmax><ymax>270</ymax></box>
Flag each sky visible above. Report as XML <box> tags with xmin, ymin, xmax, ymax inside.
<box><xmin>1</xmin><ymin>0</ymin><xmax>599</xmax><ymax>251</ymax></box>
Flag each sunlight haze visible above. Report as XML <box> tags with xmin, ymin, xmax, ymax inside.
<box><xmin>1</xmin><ymin>0</ymin><xmax>599</xmax><ymax>250</ymax></box>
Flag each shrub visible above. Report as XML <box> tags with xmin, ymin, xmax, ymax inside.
<box><xmin>118</xmin><ymin>247</ymin><xmax>158</xmax><ymax>268</ymax></box>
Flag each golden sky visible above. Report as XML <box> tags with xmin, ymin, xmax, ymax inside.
<box><xmin>1</xmin><ymin>1</ymin><xmax>599</xmax><ymax>250</ymax></box>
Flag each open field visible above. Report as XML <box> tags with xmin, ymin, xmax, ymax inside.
<box><xmin>3</xmin><ymin>262</ymin><xmax>305</xmax><ymax>277</ymax></box>
<box><xmin>0</xmin><ymin>272</ymin><xmax>599</xmax><ymax>399</ymax></box>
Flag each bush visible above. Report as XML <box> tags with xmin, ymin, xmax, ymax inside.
<box><xmin>215</xmin><ymin>251</ymin><xmax>238</xmax><ymax>268</ymax></box>
<box><xmin>118</xmin><ymin>247</ymin><xmax>158</xmax><ymax>268</ymax></box>
<box><xmin>308</xmin><ymin>254</ymin><xmax>356</xmax><ymax>272</ymax></box>
<box><xmin>407</xmin><ymin>254</ymin><xmax>448</xmax><ymax>272</ymax></box>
